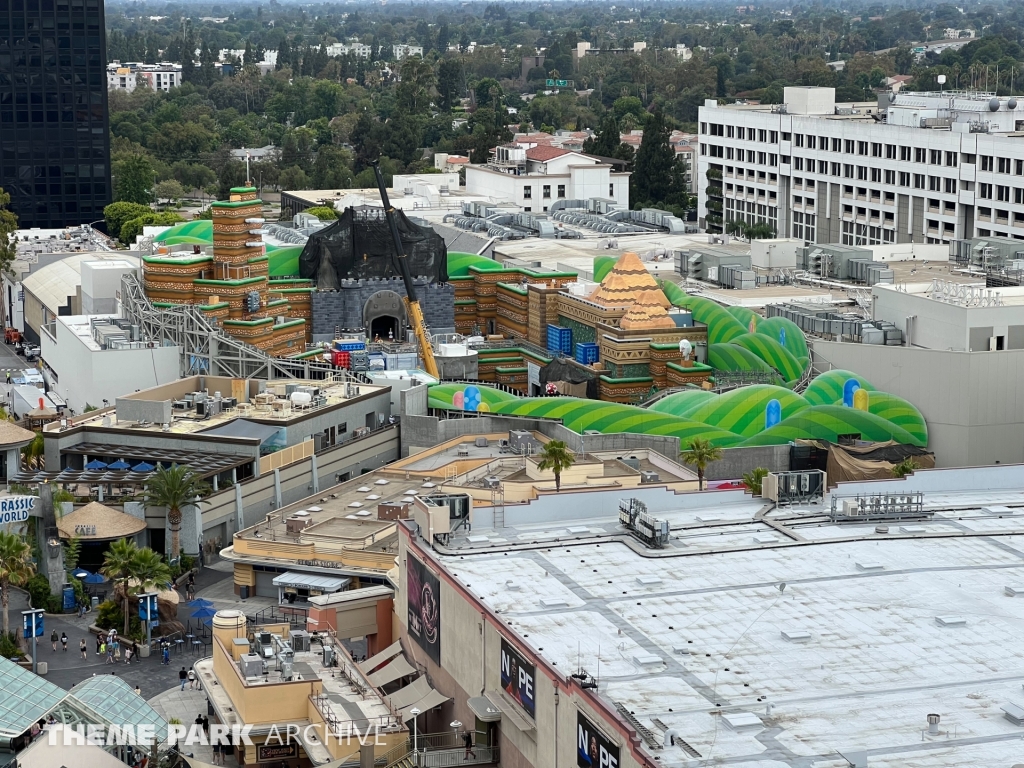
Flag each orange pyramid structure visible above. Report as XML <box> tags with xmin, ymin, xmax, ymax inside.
<box><xmin>590</xmin><ymin>251</ymin><xmax>667</xmax><ymax>306</ymax></box>
<box><xmin>619</xmin><ymin>289</ymin><xmax>677</xmax><ymax>330</ymax></box>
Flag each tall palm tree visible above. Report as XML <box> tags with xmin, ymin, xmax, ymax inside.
<box><xmin>133</xmin><ymin>547</ymin><xmax>173</xmax><ymax>594</ymax></box>
<box><xmin>102</xmin><ymin>539</ymin><xmax>140</xmax><ymax>637</ymax></box>
<box><xmin>0</xmin><ymin>531</ymin><xmax>35</xmax><ymax>637</ymax></box>
<box><xmin>536</xmin><ymin>440</ymin><xmax>575</xmax><ymax>492</ymax></box>
<box><xmin>681</xmin><ymin>438</ymin><xmax>723</xmax><ymax>491</ymax></box>
<box><xmin>143</xmin><ymin>464</ymin><xmax>210</xmax><ymax>563</ymax></box>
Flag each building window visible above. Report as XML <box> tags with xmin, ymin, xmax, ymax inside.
<box><xmin>609</xmin><ymin>183</ymin><xmax>614</xmax><ymax>197</ymax></box>
<box><xmin>844</xmin><ymin>140</ymin><xmax>855</xmax><ymax>154</ymax></box>
<box><xmin>807</xmin><ymin>136</ymin><xmax>816</xmax><ymax>149</ymax></box>
<box><xmin>557</xmin><ymin>184</ymin><xmax>565</xmax><ymax>197</ymax></box>
<box><xmin>523</xmin><ymin>186</ymin><xmax>532</xmax><ymax>199</ymax></box>
<box><xmin>858</xmin><ymin>141</ymin><xmax>868</xmax><ymax>155</ymax></box>
<box><xmin>542</xmin><ymin>185</ymin><xmax>551</xmax><ymax>199</ymax></box>
<box><xmin>997</xmin><ymin>185</ymin><xmax>1010</xmax><ymax>201</ymax></box>
<box><xmin>795</xmin><ymin>134</ymin><xmax>805</xmax><ymax>148</ymax></box>
<box><xmin>981</xmin><ymin>156</ymin><xmax>994</xmax><ymax>171</ymax></box>
<box><xmin>886</xmin><ymin>144</ymin><xmax>897</xmax><ymax>159</ymax></box>
<box><xmin>945</xmin><ymin>151</ymin><xmax>958</xmax><ymax>167</ymax></box>
<box><xmin>915</xmin><ymin>148</ymin><xmax>926</xmax><ymax>163</ymax></box>
<box><xmin>871</xmin><ymin>142</ymin><xmax>882</xmax><ymax>157</ymax></box>
<box><xmin>901</xmin><ymin>146</ymin><xmax>911</xmax><ymax>161</ymax></box>
<box><xmin>913</xmin><ymin>174</ymin><xmax>925</xmax><ymax>189</ymax></box>
<box><xmin>769</xmin><ymin>131</ymin><xmax>778</xmax><ymax>143</ymax></box>
<box><xmin>998</xmin><ymin>157</ymin><xmax>1011</xmax><ymax>173</ymax></box>
<box><xmin>979</xmin><ymin>183</ymin><xmax>992</xmax><ymax>199</ymax></box>
<box><xmin>945</xmin><ymin>178</ymin><xmax>957</xmax><ymax>194</ymax></box>
<box><xmin>930</xmin><ymin>149</ymin><xmax>941</xmax><ymax>165</ymax></box>
<box><xmin>885</xmin><ymin>169</ymin><xmax>896</xmax><ymax>184</ymax></box>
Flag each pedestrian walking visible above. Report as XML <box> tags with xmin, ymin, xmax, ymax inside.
<box><xmin>80</xmin><ymin>638</ymin><xmax>87</xmax><ymax>659</ymax></box>
<box><xmin>124</xmin><ymin>645</ymin><xmax>133</xmax><ymax>665</ymax></box>
<box><xmin>188</xmin><ymin>669</ymin><xmax>197</xmax><ymax>690</ymax></box>
<box><xmin>134</xmin><ymin>684</ymin><xmax>141</xmax><ymax>696</ymax></box>
<box><xmin>96</xmin><ymin>634</ymin><xmax>102</xmax><ymax>655</ymax></box>
<box><xmin>162</xmin><ymin>643</ymin><xmax>170</xmax><ymax>665</ymax></box>
<box><xmin>179</xmin><ymin>667</ymin><xmax>188</xmax><ymax>691</ymax></box>
<box><xmin>201</xmin><ymin>715</ymin><xmax>209</xmax><ymax>738</ymax></box>
<box><xmin>51</xmin><ymin>630</ymin><xmax>58</xmax><ymax>652</ymax></box>
<box><xmin>211</xmin><ymin>741</ymin><xmax>221</xmax><ymax>766</ymax></box>
<box><xmin>60</xmin><ymin>632</ymin><xmax>67</xmax><ymax>652</ymax></box>
<box><xmin>105</xmin><ymin>643</ymin><xmax>113</xmax><ymax>664</ymax></box>
<box><xmin>463</xmin><ymin>731</ymin><xmax>476</xmax><ymax>760</ymax></box>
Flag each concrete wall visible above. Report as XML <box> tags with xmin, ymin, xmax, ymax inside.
<box><xmin>705</xmin><ymin>444</ymin><xmax>790</xmax><ymax>480</ymax></box>
<box><xmin>41</xmin><ymin>318</ymin><xmax>180</xmax><ymax>414</ymax></box>
<box><xmin>310</xmin><ymin>277</ymin><xmax>455</xmax><ymax>342</ymax></box>
<box><xmin>826</xmin><ymin>462</ymin><xmax>1024</xmax><ymax>501</ymax></box>
<box><xmin>200</xmin><ymin>426</ymin><xmax>400</xmax><ymax>535</ymax></box>
<box><xmin>812</xmin><ymin>339</ymin><xmax>1024</xmax><ymax>467</ymax></box>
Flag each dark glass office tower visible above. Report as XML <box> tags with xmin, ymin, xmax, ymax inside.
<box><xmin>0</xmin><ymin>0</ymin><xmax>111</xmax><ymax>228</ymax></box>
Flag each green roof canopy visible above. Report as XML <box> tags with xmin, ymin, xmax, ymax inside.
<box><xmin>0</xmin><ymin>656</ymin><xmax>69</xmax><ymax>738</ymax></box>
<box><xmin>69</xmin><ymin>675</ymin><xmax>169</xmax><ymax>743</ymax></box>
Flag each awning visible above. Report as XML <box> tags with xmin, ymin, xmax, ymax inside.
<box><xmin>272</xmin><ymin>571</ymin><xmax>351</xmax><ymax>591</ymax></box>
<box><xmin>484</xmin><ymin>689</ymin><xmax>536</xmax><ymax>732</ymax></box>
<box><xmin>56</xmin><ymin>502</ymin><xmax>147</xmax><ymax>541</ymax></box>
<box><xmin>400</xmin><ymin>689</ymin><xmax>450</xmax><ymax>722</ymax></box>
<box><xmin>386</xmin><ymin>677</ymin><xmax>430</xmax><ymax>710</ymax></box>
<box><xmin>366</xmin><ymin>655</ymin><xmax>415</xmax><ymax>687</ymax></box>
<box><xmin>467</xmin><ymin>696</ymin><xmax>502</xmax><ymax>723</ymax></box>
<box><xmin>358</xmin><ymin>640</ymin><xmax>402</xmax><ymax>674</ymax></box>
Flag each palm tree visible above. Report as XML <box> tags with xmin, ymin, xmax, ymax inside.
<box><xmin>743</xmin><ymin>467</ymin><xmax>769</xmax><ymax>496</ymax></box>
<box><xmin>891</xmin><ymin>457</ymin><xmax>918</xmax><ymax>479</ymax></box>
<box><xmin>102</xmin><ymin>539</ymin><xmax>140</xmax><ymax>637</ymax></box>
<box><xmin>143</xmin><ymin>464</ymin><xmax>210</xmax><ymax>563</ymax></box>
<box><xmin>0</xmin><ymin>531</ymin><xmax>35</xmax><ymax>637</ymax></box>
<box><xmin>536</xmin><ymin>440</ymin><xmax>575</xmax><ymax>492</ymax></box>
<box><xmin>681</xmin><ymin>438</ymin><xmax>723</xmax><ymax>491</ymax></box>
<box><xmin>102</xmin><ymin>541</ymin><xmax>173</xmax><ymax>636</ymax></box>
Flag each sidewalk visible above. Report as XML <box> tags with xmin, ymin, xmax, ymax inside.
<box><xmin>149</xmin><ymin>685</ymin><xmax>214</xmax><ymax>764</ymax></box>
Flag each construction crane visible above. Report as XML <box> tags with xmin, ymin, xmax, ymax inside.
<box><xmin>372</xmin><ymin>160</ymin><xmax>440</xmax><ymax>379</ymax></box>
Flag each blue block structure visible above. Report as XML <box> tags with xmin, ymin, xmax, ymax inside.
<box><xmin>547</xmin><ymin>325</ymin><xmax>572</xmax><ymax>354</ymax></box>
<box><xmin>575</xmin><ymin>342</ymin><xmax>599</xmax><ymax>364</ymax></box>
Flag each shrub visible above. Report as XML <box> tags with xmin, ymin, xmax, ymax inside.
<box><xmin>0</xmin><ymin>631</ymin><xmax>24</xmax><ymax>660</ymax></box>
<box><xmin>95</xmin><ymin>599</ymin><xmax>144</xmax><ymax>641</ymax></box>
<box><xmin>26</xmin><ymin>573</ymin><xmax>51</xmax><ymax>610</ymax></box>
<box><xmin>304</xmin><ymin>205</ymin><xmax>337</xmax><ymax>221</ymax></box>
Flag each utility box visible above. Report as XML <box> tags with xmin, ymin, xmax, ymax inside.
<box><xmin>751</xmin><ymin>238</ymin><xmax>801</xmax><ymax>269</ymax></box>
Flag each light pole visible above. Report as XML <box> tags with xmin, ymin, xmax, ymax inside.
<box><xmin>22</xmin><ymin>609</ymin><xmax>44</xmax><ymax>674</ymax></box>
<box><xmin>450</xmin><ymin>720</ymin><xmax>461</xmax><ymax>749</ymax></box>
<box><xmin>410</xmin><ymin>707</ymin><xmax>421</xmax><ymax>766</ymax></box>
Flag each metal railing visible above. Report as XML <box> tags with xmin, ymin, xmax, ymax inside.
<box><xmin>251</xmin><ymin>604</ymin><xmax>309</xmax><ymax>628</ymax></box>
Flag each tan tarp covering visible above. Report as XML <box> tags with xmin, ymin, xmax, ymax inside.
<box><xmin>552</xmin><ymin>380</ymin><xmax>588</xmax><ymax>398</ymax></box>
<box><xmin>56</xmin><ymin>501</ymin><xmax>146</xmax><ymax>540</ymax></box>
<box><xmin>400</xmin><ymin>688</ymin><xmax>450</xmax><ymax>722</ymax></box>
<box><xmin>387</xmin><ymin>675</ymin><xmax>430</xmax><ymax>710</ymax></box>
<box><xmin>796</xmin><ymin>440</ymin><xmax>935</xmax><ymax>485</ymax></box>
<box><xmin>366</xmin><ymin>655</ymin><xmax>415</xmax><ymax>687</ymax></box>
<box><xmin>357</xmin><ymin>639</ymin><xmax>402</xmax><ymax>674</ymax></box>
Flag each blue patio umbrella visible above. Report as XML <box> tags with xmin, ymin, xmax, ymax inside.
<box><xmin>85</xmin><ymin>459</ymin><xmax>107</xmax><ymax>470</ymax></box>
<box><xmin>71</xmin><ymin>569</ymin><xmax>90</xmax><ymax>579</ymax></box>
<box><xmin>108</xmin><ymin>459</ymin><xmax>131</xmax><ymax>470</ymax></box>
<box><xmin>132</xmin><ymin>462</ymin><xmax>155</xmax><ymax>472</ymax></box>
<box><xmin>82</xmin><ymin>572</ymin><xmax>107</xmax><ymax>584</ymax></box>
<box><xmin>188</xmin><ymin>598</ymin><xmax>213</xmax><ymax>608</ymax></box>
<box><xmin>190</xmin><ymin>606</ymin><xmax>218</xmax><ymax>619</ymax></box>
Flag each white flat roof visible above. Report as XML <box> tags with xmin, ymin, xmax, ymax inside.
<box><xmin>438</xmin><ymin>488</ymin><xmax>1024</xmax><ymax>767</ymax></box>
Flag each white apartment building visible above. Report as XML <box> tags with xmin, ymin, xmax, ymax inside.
<box><xmin>464</xmin><ymin>145</ymin><xmax>630</xmax><ymax>211</ymax></box>
<box><xmin>326</xmin><ymin>42</ymin><xmax>373</xmax><ymax>58</ymax></box>
<box><xmin>106</xmin><ymin>62</ymin><xmax>182</xmax><ymax>92</ymax></box>
<box><xmin>392</xmin><ymin>43</ymin><xmax>424</xmax><ymax>60</ymax></box>
<box><xmin>698</xmin><ymin>86</ymin><xmax>1024</xmax><ymax>247</ymax></box>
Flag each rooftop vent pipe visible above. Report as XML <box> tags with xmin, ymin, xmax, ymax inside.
<box><xmin>927</xmin><ymin>713</ymin><xmax>940</xmax><ymax>735</ymax></box>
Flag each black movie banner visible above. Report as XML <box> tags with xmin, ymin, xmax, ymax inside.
<box><xmin>576</xmin><ymin>711</ymin><xmax>620</xmax><ymax>768</ymax></box>
<box><xmin>499</xmin><ymin>638</ymin><xmax>536</xmax><ymax>718</ymax></box>
<box><xmin>407</xmin><ymin>554</ymin><xmax>441</xmax><ymax>664</ymax></box>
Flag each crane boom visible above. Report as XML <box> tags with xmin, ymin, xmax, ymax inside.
<box><xmin>371</xmin><ymin>160</ymin><xmax>440</xmax><ymax>379</ymax></box>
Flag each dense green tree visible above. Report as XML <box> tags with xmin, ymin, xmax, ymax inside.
<box><xmin>437</xmin><ymin>59</ymin><xmax>465</xmax><ymax>111</ymax></box>
<box><xmin>631</xmin><ymin>108</ymin><xmax>683</xmax><ymax>207</ymax></box>
<box><xmin>115</xmin><ymin>154</ymin><xmax>156</xmax><ymax>205</ymax></box>
<box><xmin>582</xmin><ymin>116</ymin><xmax>621</xmax><ymax>157</ymax></box>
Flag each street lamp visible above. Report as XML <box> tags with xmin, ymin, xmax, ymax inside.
<box><xmin>450</xmin><ymin>720</ymin><xmax>462</xmax><ymax>747</ymax></box>
<box><xmin>410</xmin><ymin>707</ymin><xmax>421</xmax><ymax>766</ymax></box>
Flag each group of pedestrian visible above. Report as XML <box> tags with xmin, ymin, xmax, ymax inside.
<box><xmin>160</xmin><ymin>639</ymin><xmax>172</xmax><ymax>665</ymax></box>
<box><xmin>50</xmin><ymin>630</ymin><xmax>67</xmax><ymax>652</ymax></box>
<box><xmin>185</xmin><ymin>574</ymin><xmax>196</xmax><ymax>601</ymax></box>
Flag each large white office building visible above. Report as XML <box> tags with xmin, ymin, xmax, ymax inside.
<box><xmin>697</xmin><ymin>86</ymin><xmax>1024</xmax><ymax>246</ymax></box>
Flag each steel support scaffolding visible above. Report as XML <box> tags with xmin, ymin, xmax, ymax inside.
<box><xmin>120</xmin><ymin>272</ymin><xmax>339</xmax><ymax>381</ymax></box>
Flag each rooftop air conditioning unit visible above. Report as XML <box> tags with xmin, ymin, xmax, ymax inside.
<box><xmin>640</xmin><ymin>470</ymin><xmax>660</xmax><ymax>484</ymax></box>
<box><xmin>485</xmin><ymin>476</ymin><xmax>500</xmax><ymax>489</ymax></box>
